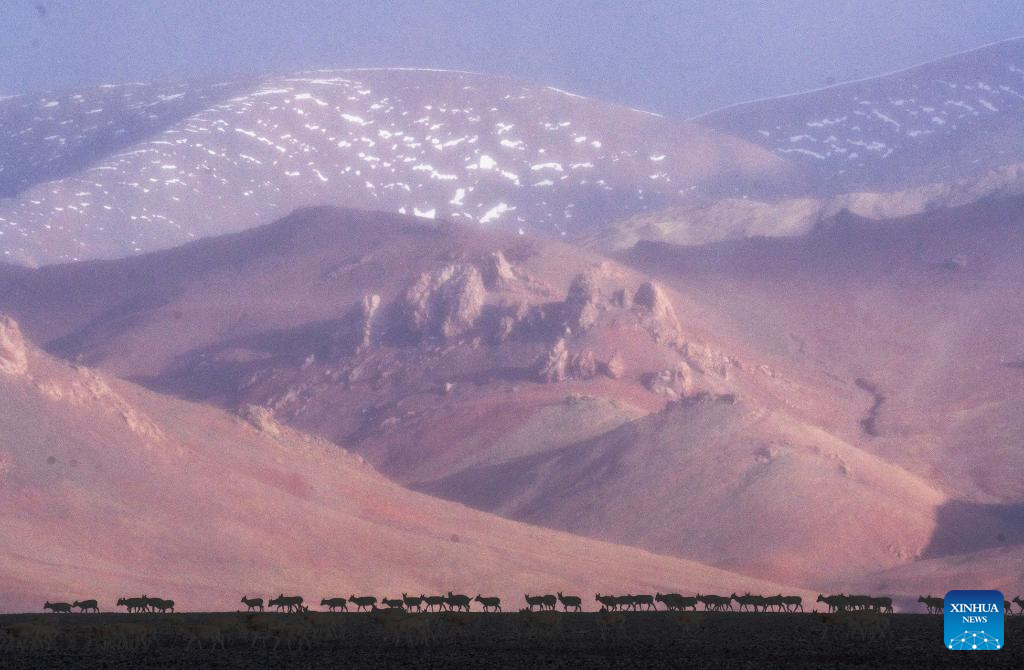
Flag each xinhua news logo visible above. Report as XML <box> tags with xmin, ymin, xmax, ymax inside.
<box><xmin>944</xmin><ymin>590</ymin><xmax>1003</xmax><ymax>650</ymax></box>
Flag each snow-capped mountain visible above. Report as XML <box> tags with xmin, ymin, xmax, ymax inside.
<box><xmin>697</xmin><ymin>37</ymin><xmax>1024</xmax><ymax>194</ymax></box>
<box><xmin>0</xmin><ymin>69</ymin><xmax>792</xmax><ymax>265</ymax></box>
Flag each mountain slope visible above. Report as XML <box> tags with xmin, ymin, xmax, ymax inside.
<box><xmin>0</xmin><ymin>207</ymin><xmax>753</xmax><ymax>479</ymax></box>
<box><xmin>697</xmin><ymin>37</ymin><xmax>1024</xmax><ymax>195</ymax></box>
<box><xmin>0</xmin><ymin>315</ymin><xmax>804</xmax><ymax>613</ymax></box>
<box><xmin>0</xmin><ymin>69</ymin><xmax>795</xmax><ymax>266</ymax></box>
<box><xmin>615</xmin><ymin>195</ymin><xmax>1024</xmax><ymax>556</ymax></box>
<box><xmin>0</xmin><ymin>206</ymin><xmax>976</xmax><ymax>589</ymax></box>
<box><xmin>420</xmin><ymin>395</ymin><xmax>949</xmax><ymax>585</ymax></box>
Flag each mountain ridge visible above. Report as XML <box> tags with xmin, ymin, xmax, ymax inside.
<box><xmin>0</xmin><ymin>69</ymin><xmax>795</xmax><ymax>266</ymax></box>
<box><xmin>698</xmin><ymin>36</ymin><xmax>1024</xmax><ymax>195</ymax></box>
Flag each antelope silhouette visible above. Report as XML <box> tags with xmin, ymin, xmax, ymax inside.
<box><xmin>72</xmin><ymin>599</ymin><xmax>99</xmax><ymax>613</ymax></box>
<box><xmin>816</xmin><ymin>594</ymin><xmax>846</xmax><ymax>613</ymax></box>
<box><xmin>659</xmin><ymin>593</ymin><xmax>698</xmax><ymax>611</ymax></box>
<box><xmin>147</xmin><ymin>597</ymin><xmax>174</xmax><ymax>613</ymax></box>
<box><xmin>348</xmin><ymin>595</ymin><xmax>377</xmax><ymax>612</ymax></box>
<box><xmin>241</xmin><ymin>595</ymin><xmax>264</xmax><ymax>612</ymax></box>
<box><xmin>556</xmin><ymin>592</ymin><xmax>582</xmax><ymax>612</ymax></box>
<box><xmin>783</xmin><ymin>595</ymin><xmax>804</xmax><ymax>612</ymax></box>
<box><xmin>320</xmin><ymin>597</ymin><xmax>347</xmax><ymax>612</ymax></box>
<box><xmin>381</xmin><ymin>596</ymin><xmax>405</xmax><ymax>609</ymax></box>
<box><xmin>696</xmin><ymin>594</ymin><xmax>730</xmax><ymax>612</ymax></box>
<box><xmin>918</xmin><ymin>595</ymin><xmax>943</xmax><ymax>614</ymax></box>
<box><xmin>1014</xmin><ymin>596</ymin><xmax>1024</xmax><ymax>615</ymax></box>
<box><xmin>445</xmin><ymin>592</ymin><xmax>471</xmax><ymax>612</ymax></box>
<box><xmin>402</xmin><ymin>593</ymin><xmax>424</xmax><ymax>612</ymax></box>
<box><xmin>867</xmin><ymin>597</ymin><xmax>892</xmax><ymax>614</ymax></box>
<box><xmin>632</xmin><ymin>594</ymin><xmax>656</xmax><ymax>611</ymax></box>
<box><xmin>421</xmin><ymin>594</ymin><xmax>446</xmax><ymax>611</ymax></box>
<box><xmin>43</xmin><ymin>601</ymin><xmax>71</xmax><ymax>613</ymax></box>
<box><xmin>730</xmin><ymin>593</ymin><xmax>755</xmax><ymax>612</ymax></box>
<box><xmin>658</xmin><ymin>592</ymin><xmax>681</xmax><ymax>611</ymax></box>
<box><xmin>524</xmin><ymin>594</ymin><xmax>556</xmax><ymax>611</ymax></box>
<box><xmin>474</xmin><ymin>595</ymin><xmax>501</xmax><ymax>612</ymax></box>
<box><xmin>269</xmin><ymin>594</ymin><xmax>304</xmax><ymax>613</ymax></box>
<box><xmin>618</xmin><ymin>595</ymin><xmax>637</xmax><ymax>610</ymax></box>
<box><xmin>117</xmin><ymin>596</ymin><xmax>149</xmax><ymax>613</ymax></box>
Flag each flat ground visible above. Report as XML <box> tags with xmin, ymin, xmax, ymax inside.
<box><xmin>1</xmin><ymin>611</ymin><xmax>1022</xmax><ymax>669</ymax></box>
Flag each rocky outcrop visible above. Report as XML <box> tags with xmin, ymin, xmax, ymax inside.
<box><xmin>0</xmin><ymin>315</ymin><xmax>28</xmax><ymax>376</ymax></box>
<box><xmin>569</xmin><ymin>350</ymin><xmax>598</xmax><ymax>380</ymax></box>
<box><xmin>490</xmin><ymin>299</ymin><xmax>529</xmax><ymax>344</ymax></box>
<box><xmin>238</xmin><ymin>404</ymin><xmax>282</xmax><ymax>437</ymax></box>
<box><xmin>563</xmin><ymin>273</ymin><xmax>602</xmax><ymax>333</ymax></box>
<box><xmin>481</xmin><ymin>250</ymin><xmax>516</xmax><ymax>289</ymax></box>
<box><xmin>682</xmin><ymin>342</ymin><xmax>732</xmax><ymax>378</ymax></box>
<box><xmin>610</xmin><ymin>288</ymin><xmax>631</xmax><ymax>309</ymax></box>
<box><xmin>536</xmin><ymin>338</ymin><xmax>569</xmax><ymax>382</ymax></box>
<box><xmin>355</xmin><ymin>294</ymin><xmax>381</xmax><ymax>352</ymax></box>
<box><xmin>35</xmin><ymin>366</ymin><xmax>165</xmax><ymax>442</ymax></box>
<box><xmin>633</xmin><ymin>281</ymin><xmax>681</xmax><ymax>343</ymax></box>
<box><xmin>641</xmin><ymin>362</ymin><xmax>695</xmax><ymax>399</ymax></box>
<box><xmin>400</xmin><ymin>264</ymin><xmax>486</xmax><ymax>339</ymax></box>
<box><xmin>602</xmin><ymin>351</ymin><xmax>626</xmax><ymax>379</ymax></box>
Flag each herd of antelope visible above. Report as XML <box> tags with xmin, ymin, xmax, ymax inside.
<box><xmin>5</xmin><ymin>592</ymin><xmax>1023</xmax><ymax>653</ymax></box>
<box><xmin>34</xmin><ymin>592</ymin><xmax>1024</xmax><ymax>616</ymax></box>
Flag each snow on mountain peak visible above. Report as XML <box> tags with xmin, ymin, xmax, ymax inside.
<box><xmin>0</xmin><ymin>69</ymin><xmax>789</xmax><ymax>265</ymax></box>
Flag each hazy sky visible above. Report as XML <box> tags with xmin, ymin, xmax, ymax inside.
<box><xmin>3</xmin><ymin>0</ymin><xmax>1023</xmax><ymax>118</ymax></box>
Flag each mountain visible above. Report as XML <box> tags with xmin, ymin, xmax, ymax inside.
<box><xmin>0</xmin><ymin>206</ymin><xmax>747</xmax><ymax>475</ymax></box>
<box><xmin>2</xmin><ymin>205</ymin><xmax>1010</xmax><ymax>590</ymax></box>
<box><xmin>0</xmin><ymin>315</ymin><xmax>804</xmax><ymax>613</ymax></box>
<box><xmin>617</xmin><ymin>195</ymin><xmax>1024</xmax><ymax>497</ymax></box>
<box><xmin>0</xmin><ymin>69</ymin><xmax>795</xmax><ymax>266</ymax></box>
<box><xmin>697</xmin><ymin>37</ymin><xmax>1024</xmax><ymax>195</ymax></box>
<box><xmin>581</xmin><ymin>38</ymin><xmax>1024</xmax><ymax>253</ymax></box>
<box><xmin>613</xmin><ymin>195</ymin><xmax>1024</xmax><ymax>585</ymax></box>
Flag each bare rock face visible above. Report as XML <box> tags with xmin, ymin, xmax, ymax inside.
<box><xmin>602</xmin><ymin>351</ymin><xmax>626</xmax><ymax>379</ymax></box>
<box><xmin>569</xmin><ymin>350</ymin><xmax>598</xmax><ymax>380</ymax></box>
<box><xmin>0</xmin><ymin>315</ymin><xmax>28</xmax><ymax>376</ymax></box>
<box><xmin>682</xmin><ymin>342</ymin><xmax>732</xmax><ymax>378</ymax></box>
<box><xmin>489</xmin><ymin>299</ymin><xmax>529</xmax><ymax>344</ymax></box>
<box><xmin>641</xmin><ymin>362</ymin><xmax>695</xmax><ymax>399</ymax></box>
<box><xmin>536</xmin><ymin>338</ymin><xmax>569</xmax><ymax>382</ymax></box>
<box><xmin>401</xmin><ymin>264</ymin><xmax>486</xmax><ymax>340</ymax></box>
<box><xmin>356</xmin><ymin>294</ymin><xmax>381</xmax><ymax>352</ymax></box>
<box><xmin>633</xmin><ymin>281</ymin><xmax>681</xmax><ymax>343</ymax></box>
<box><xmin>238</xmin><ymin>404</ymin><xmax>282</xmax><ymax>437</ymax></box>
<box><xmin>481</xmin><ymin>250</ymin><xmax>516</xmax><ymax>289</ymax></box>
<box><xmin>563</xmin><ymin>273</ymin><xmax>602</xmax><ymax>333</ymax></box>
<box><xmin>610</xmin><ymin>288</ymin><xmax>631</xmax><ymax>309</ymax></box>
<box><xmin>36</xmin><ymin>366</ymin><xmax>165</xmax><ymax>442</ymax></box>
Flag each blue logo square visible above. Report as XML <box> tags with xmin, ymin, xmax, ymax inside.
<box><xmin>944</xmin><ymin>590</ymin><xmax>1004</xmax><ymax>650</ymax></box>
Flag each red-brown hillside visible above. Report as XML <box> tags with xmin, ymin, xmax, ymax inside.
<box><xmin>0</xmin><ymin>316</ymin><xmax>806</xmax><ymax>613</ymax></box>
<box><xmin>0</xmin><ymin>207</ymin><xmax>990</xmax><ymax>589</ymax></box>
